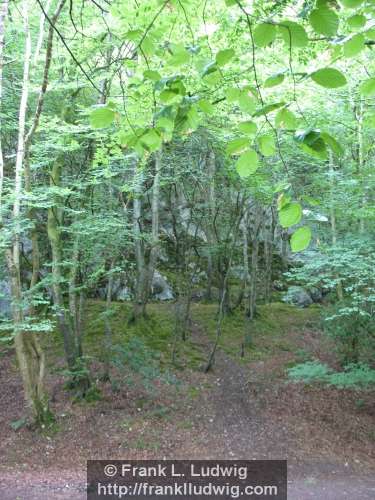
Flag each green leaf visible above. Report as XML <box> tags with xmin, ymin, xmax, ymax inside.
<box><xmin>141</xmin><ymin>37</ymin><xmax>155</xmax><ymax>56</ymax></box>
<box><xmin>238</xmin><ymin>93</ymin><xmax>257</xmax><ymax>113</ymax></box>
<box><xmin>203</xmin><ymin>70</ymin><xmax>221</xmax><ymax>86</ymax></box>
<box><xmin>310</xmin><ymin>68</ymin><xmax>347</xmax><ymax>88</ymax></box>
<box><xmin>140</xmin><ymin>129</ymin><xmax>162</xmax><ymax>152</ymax></box>
<box><xmin>291</xmin><ymin>226</ymin><xmax>312</xmax><ymax>252</ymax></box>
<box><xmin>238</xmin><ymin>120</ymin><xmax>257</xmax><ymax>135</ymax></box>
<box><xmin>343</xmin><ymin>33</ymin><xmax>365</xmax><ymax>57</ymax></box>
<box><xmin>253</xmin><ymin>23</ymin><xmax>277</xmax><ymax>47</ymax></box>
<box><xmin>225</xmin><ymin>87</ymin><xmax>241</xmax><ymax>102</ymax></box>
<box><xmin>143</xmin><ymin>70</ymin><xmax>161</xmax><ymax>81</ymax></box>
<box><xmin>340</xmin><ymin>0</ymin><xmax>364</xmax><ymax>8</ymax></box>
<box><xmin>279</xmin><ymin>21</ymin><xmax>308</xmax><ymax>48</ymax></box>
<box><xmin>216</xmin><ymin>48</ymin><xmax>235</xmax><ymax>67</ymax></box>
<box><xmin>279</xmin><ymin>202</ymin><xmax>302</xmax><ymax>228</ymax></box>
<box><xmin>320</xmin><ymin>132</ymin><xmax>344</xmax><ymax>156</ymax></box>
<box><xmin>159</xmin><ymin>89</ymin><xmax>179</xmax><ymax>104</ymax></box>
<box><xmin>90</xmin><ymin>107</ymin><xmax>115</xmax><ymax>128</ymax></box>
<box><xmin>125</xmin><ymin>29</ymin><xmax>142</xmax><ymax>42</ymax></box>
<box><xmin>264</xmin><ymin>72</ymin><xmax>285</xmax><ymax>88</ymax></box>
<box><xmin>347</xmin><ymin>14</ymin><xmax>366</xmax><ymax>29</ymax></box>
<box><xmin>169</xmin><ymin>45</ymin><xmax>190</xmax><ymax>66</ymax></box>
<box><xmin>253</xmin><ymin>102</ymin><xmax>285</xmax><ymax>116</ymax></box>
<box><xmin>366</xmin><ymin>28</ymin><xmax>375</xmax><ymax>41</ymax></box>
<box><xmin>258</xmin><ymin>134</ymin><xmax>276</xmax><ymax>156</ymax></box>
<box><xmin>309</xmin><ymin>7</ymin><xmax>339</xmax><ymax>37</ymax></box>
<box><xmin>235</xmin><ymin>149</ymin><xmax>259</xmax><ymax>177</ymax></box>
<box><xmin>186</xmin><ymin>106</ymin><xmax>200</xmax><ymax>130</ymax></box>
<box><xmin>226</xmin><ymin>138</ymin><xmax>249</xmax><ymax>155</ymax></box>
<box><xmin>359</xmin><ymin>77</ymin><xmax>375</xmax><ymax>96</ymax></box>
<box><xmin>198</xmin><ymin>99</ymin><xmax>215</xmax><ymax>115</ymax></box>
<box><xmin>156</xmin><ymin>117</ymin><xmax>174</xmax><ymax>133</ymax></box>
<box><xmin>275</xmin><ymin>108</ymin><xmax>297</xmax><ymax>129</ymax></box>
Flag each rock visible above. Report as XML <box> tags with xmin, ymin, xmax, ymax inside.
<box><xmin>152</xmin><ymin>271</ymin><xmax>174</xmax><ymax>301</ymax></box>
<box><xmin>308</xmin><ymin>286</ymin><xmax>322</xmax><ymax>303</ymax></box>
<box><xmin>282</xmin><ymin>286</ymin><xmax>313</xmax><ymax>308</ymax></box>
<box><xmin>273</xmin><ymin>280</ymin><xmax>287</xmax><ymax>291</ymax></box>
<box><xmin>0</xmin><ymin>279</ymin><xmax>11</xmax><ymax>318</ymax></box>
<box><xmin>116</xmin><ymin>287</ymin><xmax>132</xmax><ymax>301</ymax></box>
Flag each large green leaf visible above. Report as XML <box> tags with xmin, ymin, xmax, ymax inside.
<box><xmin>278</xmin><ymin>21</ymin><xmax>308</xmax><ymax>48</ymax></box>
<box><xmin>253</xmin><ymin>23</ymin><xmax>277</xmax><ymax>47</ymax></box>
<box><xmin>264</xmin><ymin>72</ymin><xmax>285</xmax><ymax>88</ymax></box>
<box><xmin>216</xmin><ymin>48</ymin><xmax>235</xmax><ymax>67</ymax></box>
<box><xmin>359</xmin><ymin>78</ymin><xmax>375</xmax><ymax>96</ymax></box>
<box><xmin>238</xmin><ymin>93</ymin><xmax>257</xmax><ymax>113</ymax></box>
<box><xmin>235</xmin><ymin>149</ymin><xmax>259</xmax><ymax>177</ymax></box>
<box><xmin>143</xmin><ymin>70</ymin><xmax>161</xmax><ymax>82</ymax></box>
<box><xmin>226</xmin><ymin>87</ymin><xmax>241</xmax><ymax>102</ymax></box>
<box><xmin>290</xmin><ymin>226</ymin><xmax>312</xmax><ymax>252</ymax></box>
<box><xmin>90</xmin><ymin>107</ymin><xmax>115</xmax><ymax>128</ymax></box>
<box><xmin>310</xmin><ymin>68</ymin><xmax>347</xmax><ymax>88</ymax></box>
<box><xmin>198</xmin><ymin>99</ymin><xmax>215</xmax><ymax>115</ymax></box>
<box><xmin>347</xmin><ymin>14</ymin><xmax>366</xmax><ymax>29</ymax></box>
<box><xmin>140</xmin><ymin>129</ymin><xmax>162</xmax><ymax>152</ymax></box>
<box><xmin>253</xmin><ymin>102</ymin><xmax>285</xmax><ymax>116</ymax></box>
<box><xmin>238</xmin><ymin>120</ymin><xmax>257</xmax><ymax>135</ymax></box>
<box><xmin>343</xmin><ymin>33</ymin><xmax>365</xmax><ymax>57</ymax></box>
<box><xmin>226</xmin><ymin>137</ymin><xmax>249</xmax><ymax>155</ymax></box>
<box><xmin>279</xmin><ymin>202</ymin><xmax>302</xmax><ymax>228</ymax></box>
<box><xmin>258</xmin><ymin>134</ymin><xmax>276</xmax><ymax>156</ymax></box>
<box><xmin>320</xmin><ymin>132</ymin><xmax>344</xmax><ymax>156</ymax></box>
<box><xmin>309</xmin><ymin>7</ymin><xmax>339</xmax><ymax>36</ymax></box>
<box><xmin>275</xmin><ymin>108</ymin><xmax>297</xmax><ymax>129</ymax></box>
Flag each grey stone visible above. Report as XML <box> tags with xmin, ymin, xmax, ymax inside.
<box><xmin>0</xmin><ymin>280</ymin><xmax>11</xmax><ymax>318</ymax></box>
<box><xmin>282</xmin><ymin>286</ymin><xmax>313</xmax><ymax>308</ymax></box>
<box><xmin>152</xmin><ymin>271</ymin><xmax>174</xmax><ymax>301</ymax></box>
<box><xmin>308</xmin><ymin>286</ymin><xmax>323</xmax><ymax>303</ymax></box>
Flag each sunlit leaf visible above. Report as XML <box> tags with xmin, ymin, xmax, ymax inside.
<box><xmin>290</xmin><ymin>226</ymin><xmax>312</xmax><ymax>252</ymax></box>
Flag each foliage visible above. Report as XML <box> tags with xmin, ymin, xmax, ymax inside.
<box><xmin>288</xmin><ymin>361</ymin><xmax>375</xmax><ymax>389</ymax></box>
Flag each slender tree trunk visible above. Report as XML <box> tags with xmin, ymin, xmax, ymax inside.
<box><xmin>263</xmin><ymin>207</ymin><xmax>274</xmax><ymax>303</ymax></box>
<box><xmin>47</xmin><ymin>159</ymin><xmax>77</xmax><ymax>369</ymax></box>
<box><xmin>328</xmin><ymin>151</ymin><xmax>344</xmax><ymax>300</ymax></box>
<box><xmin>145</xmin><ymin>148</ymin><xmax>162</xmax><ymax>301</ymax></box>
<box><xmin>132</xmin><ymin>159</ymin><xmax>147</xmax><ymax>320</ymax></box>
<box><xmin>356</xmin><ymin>98</ymin><xmax>366</xmax><ymax>234</ymax></box>
<box><xmin>103</xmin><ymin>260</ymin><xmax>115</xmax><ymax>380</ymax></box>
<box><xmin>205</xmin><ymin>148</ymin><xmax>216</xmax><ymax>300</ymax></box>
<box><xmin>0</xmin><ymin>0</ymin><xmax>9</xmax><ymax>216</ymax></box>
<box><xmin>4</xmin><ymin>0</ymin><xmax>50</xmax><ymax>424</ymax></box>
<box><xmin>248</xmin><ymin>207</ymin><xmax>262</xmax><ymax>320</ymax></box>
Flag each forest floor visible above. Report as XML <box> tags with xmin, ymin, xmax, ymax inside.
<box><xmin>0</xmin><ymin>301</ymin><xmax>374</xmax><ymax>499</ymax></box>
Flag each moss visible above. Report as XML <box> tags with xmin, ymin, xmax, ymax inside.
<box><xmin>44</xmin><ymin>300</ymin><xmax>321</xmax><ymax>384</ymax></box>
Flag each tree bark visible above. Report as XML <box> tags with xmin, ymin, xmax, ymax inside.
<box><xmin>4</xmin><ymin>0</ymin><xmax>50</xmax><ymax>424</ymax></box>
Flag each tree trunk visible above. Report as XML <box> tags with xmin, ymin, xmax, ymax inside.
<box><xmin>4</xmin><ymin>0</ymin><xmax>50</xmax><ymax>424</ymax></box>
<box><xmin>47</xmin><ymin>159</ymin><xmax>77</xmax><ymax>369</ymax></box>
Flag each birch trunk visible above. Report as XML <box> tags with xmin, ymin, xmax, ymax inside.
<box><xmin>4</xmin><ymin>0</ymin><xmax>50</xmax><ymax>424</ymax></box>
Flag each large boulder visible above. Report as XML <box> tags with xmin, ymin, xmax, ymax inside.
<box><xmin>282</xmin><ymin>286</ymin><xmax>313</xmax><ymax>308</ymax></box>
<box><xmin>0</xmin><ymin>280</ymin><xmax>11</xmax><ymax>318</ymax></box>
<box><xmin>308</xmin><ymin>286</ymin><xmax>323</xmax><ymax>303</ymax></box>
<box><xmin>151</xmin><ymin>271</ymin><xmax>174</xmax><ymax>301</ymax></box>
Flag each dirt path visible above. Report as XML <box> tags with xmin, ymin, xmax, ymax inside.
<box><xmin>1</xmin><ymin>317</ymin><xmax>374</xmax><ymax>499</ymax></box>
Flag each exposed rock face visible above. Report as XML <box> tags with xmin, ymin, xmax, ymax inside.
<box><xmin>0</xmin><ymin>280</ymin><xmax>11</xmax><ymax>318</ymax></box>
<box><xmin>151</xmin><ymin>271</ymin><xmax>174</xmax><ymax>301</ymax></box>
<box><xmin>308</xmin><ymin>286</ymin><xmax>323</xmax><ymax>303</ymax></box>
<box><xmin>283</xmin><ymin>286</ymin><xmax>313</xmax><ymax>308</ymax></box>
